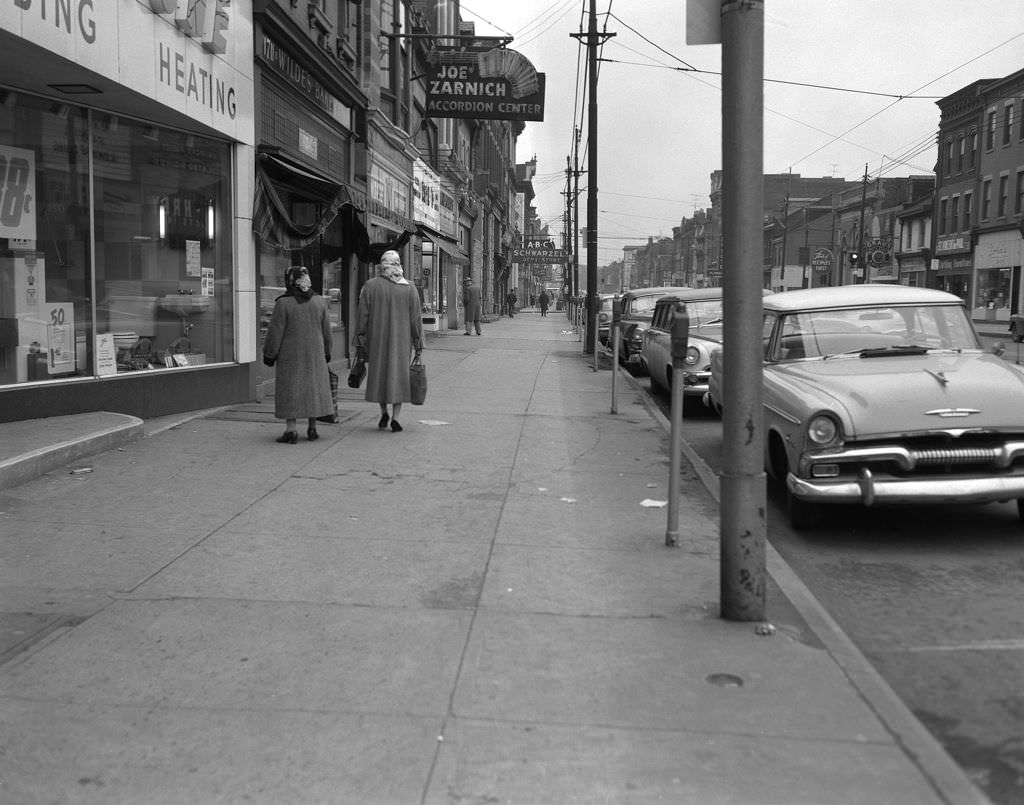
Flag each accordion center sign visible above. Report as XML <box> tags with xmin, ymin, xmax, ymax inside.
<box><xmin>427</xmin><ymin>48</ymin><xmax>545</xmax><ymax>122</ymax></box>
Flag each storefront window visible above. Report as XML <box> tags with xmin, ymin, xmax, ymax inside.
<box><xmin>0</xmin><ymin>92</ymin><xmax>233</xmax><ymax>385</ymax></box>
<box><xmin>974</xmin><ymin>267</ymin><xmax>1011</xmax><ymax>322</ymax></box>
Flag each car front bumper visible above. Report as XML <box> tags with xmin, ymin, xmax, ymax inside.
<box><xmin>788</xmin><ymin>469</ymin><xmax>1024</xmax><ymax>507</ymax></box>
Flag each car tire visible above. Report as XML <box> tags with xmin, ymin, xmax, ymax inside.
<box><xmin>650</xmin><ymin>366</ymin><xmax>667</xmax><ymax>393</ymax></box>
<box><xmin>769</xmin><ymin>433</ymin><xmax>820</xmax><ymax>529</ymax></box>
<box><xmin>787</xmin><ymin>490</ymin><xmax>821</xmax><ymax>530</ymax></box>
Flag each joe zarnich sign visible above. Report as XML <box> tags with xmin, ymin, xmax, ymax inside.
<box><xmin>426</xmin><ymin>47</ymin><xmax>545</xmax><ymax>122</ymax></box>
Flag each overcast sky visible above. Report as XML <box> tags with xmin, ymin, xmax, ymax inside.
<box><xmin>458</xmin><ymin>1</ymin><xmax>1023</xmax><ymax>265</ymax></box>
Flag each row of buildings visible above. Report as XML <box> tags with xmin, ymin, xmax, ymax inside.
<box><xmin>0</xmin><ymin>1</ymin><xmax>543</xmax><ymax>423</ymax></box>
<box><xmin>607</xmin><ymin>66</ymin><xmax>1024</xmax><ymax>332</ymax></box>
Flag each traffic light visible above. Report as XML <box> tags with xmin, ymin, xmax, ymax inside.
<box><xmin>849</xmin><ymin>251</ymin><xmax>860</xmax><ymax>267</ymax></box>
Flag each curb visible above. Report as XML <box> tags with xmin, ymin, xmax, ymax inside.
<box><xmin>618</xmin><ymin>359</ymin><xmax>991</xmax><ymax>805</ymax></box>
<box><xmin>0</xmin><ymin>415</ymin><xmax>144</xmax><ymax>491</ymax></box>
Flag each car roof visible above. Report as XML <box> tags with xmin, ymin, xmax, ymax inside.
<box><xmin>654</xmin><ymin>287</ymin><xmax>773</xmax><ymax>304</ymax></box>
<box><xmin>763</xmin><ymin>283</ymin><xmax>963</xmax><ymax>313</ymax></box>
<box><xmin>622</xmin><ymin>286</ymin><xmax>691</xmax><ymax>298</ymax></box>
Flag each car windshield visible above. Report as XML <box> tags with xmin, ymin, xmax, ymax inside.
<box><xmin>688</xmin><ymin>299</ymin><xmax>723</xmax><ymax>327</ymax></box>
<box><xmin>772</xmin><ymin>303</ymin><xmax>980</xmax><ymax>361</ymax></box>
<box><xmin>629</xmin><ymin>295</ymin><xmax>662</xmax><ymax>315</ymax></box>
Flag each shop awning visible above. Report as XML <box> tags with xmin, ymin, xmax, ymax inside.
<box><xmin>253</xmin><ymin>151</ymin><xmax>364</xmax><ymax>249</ymax></box>
<box><xmin>418</xmin><ymin>225</ymin><xmax>469</xmax><ymax>264</ymax></box>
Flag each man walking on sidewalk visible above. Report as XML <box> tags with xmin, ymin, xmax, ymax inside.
<box><xmin>463</xmin><ymin>276</ymin><xmax>482</xmax><ymax>335</ymax></box>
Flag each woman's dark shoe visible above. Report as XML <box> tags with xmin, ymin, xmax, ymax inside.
<box><xmin>378</xmin><ymin>412</ymin><xmax>390</xmax><ymax>429</ymax></box>
<box><xmin>316</xmin><ymin>414</ymin><xmax>338</xmax><ymax>424</ymax></box>
<box><xmin>307</xmin><ymin>427</ymin><xmax>319</xmax><ymax>441</ymax></box>
<box><xmin>390</xmin><ymin>420</ymin><xmax>403</xmax><ymax>433</ymax></box>
<box><xmin>276</xmin><ymin>431</ymin><xmax>298</xmax><ymax>444</ymax></box>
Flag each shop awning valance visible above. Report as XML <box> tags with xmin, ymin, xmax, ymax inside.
<box><xmin>417</xmin><ymin>225</ymin><xmax>469</xmax><ymax>265</ymax></box>
<box><xmin>253</xmin><ymin>152</ymin><xmax>363</xmax><ymax>249</ymax></box>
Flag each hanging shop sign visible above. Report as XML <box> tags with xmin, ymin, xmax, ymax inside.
<box><xmin>512</xmin><ymin>235</ymin><xmax>566</xmax><ymax>264</ymax></box>
<box><xmin>426</xmin><ymin>48</ymin><xmax>545</xmax><ymax>122</ymax></box>
<box><xmin>811</xmin><ymin>248</ymin><xmax>832</xmax><ymax>273</ymax></box>
<box><xmin>413</xmin><ymin>159</ymin><xmax>442</xmax><ymax>233</ymax></box>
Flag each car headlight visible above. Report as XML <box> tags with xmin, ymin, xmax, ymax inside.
<box><xmin>807</xmin><ymin>415</ymin><xmax>840</xmax><ymax>446</ymax></box>
<box><xmin>685</xmin><ymin>345</ymin><xmax>701</xmax><ymax>366</ymax></box>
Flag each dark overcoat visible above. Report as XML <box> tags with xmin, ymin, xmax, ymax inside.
<box><xmin>356</xmin><ymin>277</ymin><xmax>424</xmax><ymax>403</ymax></box>
<box><xmin>464</xmin><ymin>283</ymin><xmax>482</xmax><ymax>322</ymax></box>
<box><xmin>263</xmin><ymin>294</ymin><xmax>333</xmax><ymax>420</ymax></box>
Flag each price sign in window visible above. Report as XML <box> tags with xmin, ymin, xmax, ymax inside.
<box><xmin>0</xmin><ymin>145</ymin><xmax>37</xmax><ymax>241</ymax></box>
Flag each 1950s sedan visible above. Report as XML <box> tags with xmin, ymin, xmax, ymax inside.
<box><xmin>709</xmin><ymin>284</ymin><xmax>1024</xmax><ymax>528</ymax></box>
<box><xmin>642</xmin><ymin>287</ymin><xmax>770</xmax><ymax>412</ymax></box>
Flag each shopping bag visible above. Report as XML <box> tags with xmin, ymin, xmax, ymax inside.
<box><xmin>318</xmin><ymin>369</ymin><xmax>340</xmax><ymax>423</ymax></box>
<box><xmin>409</xmin><ymin>357</ymin><xmax>427</xmax><ymax>405</ymax></box>
<box><xmin>347</xmin><ymin>358</ymin><xmax>366</xmax><ymax>388</ymax></box>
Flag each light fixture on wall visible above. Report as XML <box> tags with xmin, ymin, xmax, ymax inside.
<box><xmin>206</xmin><ymin>201</ymin><xmax>215</xmax><ymax>242</ymax></box>
<box><xmin>158</xmin><ymin>198</ymin><xmax>167</xmax><ymax>240</ymax></box>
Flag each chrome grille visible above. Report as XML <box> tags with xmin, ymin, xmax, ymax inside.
<box><xmin>911</xmin><ymin>447</ymin><xmax>1000</xmax><ymax>466</ymax></box>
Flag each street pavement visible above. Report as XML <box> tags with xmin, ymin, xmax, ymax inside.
<box><xmin>0</xmin><ymin>310</ymin><xmax>992</xmax><ymax>804</ymax></box>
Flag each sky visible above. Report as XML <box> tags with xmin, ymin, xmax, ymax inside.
<box><xmin>458</xmin><ymin>0</ymin><xmax>1023</xmax><ymax>266</ymax></box>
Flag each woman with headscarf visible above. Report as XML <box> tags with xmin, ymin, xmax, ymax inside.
<box><xmin>262</xmin><ymin>265</ymin><xmax>334</xmax><ymax>443</ymax></box>
<box><xmin>355</xmin><ymin>250</ymin><xmax>424</xmax><ymax>433</ymax></box>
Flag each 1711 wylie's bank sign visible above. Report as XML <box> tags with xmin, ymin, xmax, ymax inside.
<box><xmin>426</xmin><ymin>47</ymin><xmax>545</xmax><ymax>122</ymax></box>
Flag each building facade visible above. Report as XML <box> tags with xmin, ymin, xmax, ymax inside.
<box><xmin>0</xmin><ymin>1</ymin><xmax>254</xmax><ymax>423</ymax></box>
<box><xmin>0</xmin><ymin>1</ymin><xmax>529</xmax><ymax>424</ymax></box>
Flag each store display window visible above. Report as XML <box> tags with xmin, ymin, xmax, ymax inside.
<box><xmin>0</xmin><ymin>91</ymin><xmax>234</xmax><ymax>385</ymax></box>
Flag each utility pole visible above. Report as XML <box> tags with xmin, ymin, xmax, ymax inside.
<box><xmin>571</xmin><ymin>1</ymin><xmax>613</xmax><ymax>354</ymax></box>
<box><xmin>565</xmin><ymin>156</ymin><xmax>573</xmax><ymax>296</ymax></box>
<box><xmin>720</xmin><ymin>0</ymin><xmax>766</xmax><ymax>622</ymax></box>
<box><xmin>573</xmin><ymin>127</ymin><xmax>581</xmax><ymax>299</ymax></box>
<box><xmin>856</xmin><ymin>164</ymin><xmax>868</xmax><ymax>283</ymax></box>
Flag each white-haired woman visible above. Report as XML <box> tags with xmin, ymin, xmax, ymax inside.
<box><xmin>355</xmin><ymin>250</ymin><xmax>424</xmax><ymax>432</ymax></box>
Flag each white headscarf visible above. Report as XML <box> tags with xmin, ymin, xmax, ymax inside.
<box><xmin>380</xmin><ymin>250</ymin><xmax>408</xmax><ymax>284</ymax></box>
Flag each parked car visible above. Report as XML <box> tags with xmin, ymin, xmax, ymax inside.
<box><xmin>709</xmin><ymin>284</ymin><xmax>1024</xmax><ymax>528</ymax></box>
<box><xmin>642</xmin><ymin>287</ymin><xmax>770</xmax><ymax>411</ymax></box>
<box><xmin>597</xmin><ymin>294</ymin><xmax>616</xmax><ymax>346</ymax></box>
<box><xmin>615</xmin><ymin>286</ymin><xmax>690</xmax><ymax>373</ymax></box>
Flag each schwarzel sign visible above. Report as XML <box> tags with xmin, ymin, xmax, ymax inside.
<box><xmin>513</xmin><ymin>236</ymin><xmax>566</xmax><ymax>264</ymax></box>
<box><xmin>427</xmin><ymin>47</ymin><xmax>545</xmax><ymax>122</ymax></box>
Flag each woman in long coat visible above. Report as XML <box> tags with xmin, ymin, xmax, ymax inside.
<box><xmin>262</xmin><ymin>266</ymin><xmax>334</xmax><ymax>443</ymax></box>
<box><xmin>356</xmin><ymin>250</ymin><xmax>423</xmax><ymax>432</ymax></box>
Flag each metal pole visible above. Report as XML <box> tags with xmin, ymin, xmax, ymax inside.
<box><xmin>666</xmin><ymin>303</ymin><xmax>689</xmax><ymax>547</ymax></box>
<box><xmin>610</xmin><ymin>297</ymin><xmax>621</xmax><ymax>413</ymax></box>
<box><xmin>573</xmin><ymin>127</ymin><xmax>581</xmax><ymax>300</ymax></box>
<box><xmin>720</xmin><ymin>0</ymin><xmax>766</xmax><ymax>621</ymax></box>
<box><xmin>584</xmin><ymin>0</ymin><xmax>600</xmax><ymax>356</ymax></box>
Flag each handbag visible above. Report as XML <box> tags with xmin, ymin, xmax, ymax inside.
<box><xmin>409</xmin><ymin>356</ymin><xmax>427</xmax><ymax>405</ymax></box>
<box><xmin>347</xmin><ymin>357</ymin><xmax>366</xmax><ymax>388</ymax></box>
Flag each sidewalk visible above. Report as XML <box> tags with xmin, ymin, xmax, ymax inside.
<box><xmin>0</xmin><ymin>312</ymin><xmax>989</xmax><ymax>804</ymax></box>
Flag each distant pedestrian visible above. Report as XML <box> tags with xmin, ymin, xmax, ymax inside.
<box><xmin>538</xmin><ymin>289</ymin><xmax>550</xmax><ymax>317</ymax></box>
<box><xmin>506</xmin><ymin>289</ymin><xmax>517</xmax><ymax>317</ymax></box>
<box><xmin>355</xmin><ymin>250</ymin><xmax>424</xmax><ymax>433</ymax></box>
<box><xmin>262</xmin><ymin>265</ymin><xmax>333</xmax><ymax>444</ymax></box>
<box><xmin>463</xmin><ymin>276</ymin><xmax>482</xmax><ymax>335</ymax></box>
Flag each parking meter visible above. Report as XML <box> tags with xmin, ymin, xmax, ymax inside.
<box><xmin>670</xmin><ymin>302</ymin><xmax>690</xmax><ymax>368</ymax></box>
<box><xmin>610</xmin><ymin>296</ymin><xmax>623</xmax><ymax>414</ymax></box>
<box><xmin>666</xmin><ymin>301</ymin><xmax>689</xmax><ymax>547</ymax></box>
